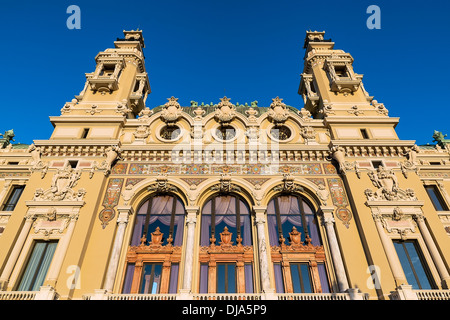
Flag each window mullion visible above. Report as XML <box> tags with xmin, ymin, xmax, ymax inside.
<box><xmin>143</xmin><ymin>197</ymin><xmax>153</xmax><ymax>239</ymax></box>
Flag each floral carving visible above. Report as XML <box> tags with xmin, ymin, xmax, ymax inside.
<box><xmin>214</xmin><ymin>96</ymin><xmax>236</xmax><ymax>124</ymax></box>
<box><xmin>267</xmin><ymin>97</ymin><xmax>289</xmax><ymax>124</ymax></box>
<box><xmin>33</xmin><ymin>164</ymin><xmax>85</xmax><ymax>202</ymax></box>
<box><xmin>90</xmin><ymin>145</ymin><xmax>122</xmax><ymax>178</ymax></box>
<box><xmin>161</xmin><ymin>96</ymin><xmax>182</xmax><ymax>125</ymax></box>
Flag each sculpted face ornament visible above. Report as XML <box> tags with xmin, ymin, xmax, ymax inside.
<box><xmin>214</xmin><ymin>96</ymin><xmax>236</xmax><ymax>124</ymax></box>
<box><xmin>161</xmin><ymin>96</ymin><xmax>182</xmax><ymax>126</ymax></box>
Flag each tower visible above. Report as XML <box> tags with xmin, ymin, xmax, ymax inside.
<box><xmin>53</xmin><ymin>30</ymin><xmax>150</xmax><ymax>142</ymax></box>
<box><xmin>299</xmin><ymin>30</ymin><xmax>396</xmax><ymax>142</ymax></box>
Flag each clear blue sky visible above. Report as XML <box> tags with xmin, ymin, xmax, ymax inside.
<box><xmin>0</xmin><ymin>0</ymin><xmax>449</xmax><ymax>146</ymax></box>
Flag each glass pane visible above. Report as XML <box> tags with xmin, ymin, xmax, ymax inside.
<box><xmin>17</xmin><ymin>241</ymin><xmax>57</xmax><ymax>291</ymax></box>
<box><xmin>199</xmin><ymin>264</ymin><xmax>208</xmax><ymax>293</ymax></box>
<box><xmin>4</xmin><ymin>186</ymin><xmax>24</xmax><ymax>211</ymax></box>
<box><xmin>426</xmin><ymin>186</ymin><xmax>447</xmax><ymax>211</ymax></box>
<box><xmin>300</xmin><ymin>264</ymin><xmax>313</xmax><ymax>293</ymax></box>
<box><xmin>146</xmin><ymin>217</ymin><xmax>171</xmax><ymax>245</ymax></box>
<box><xmin>290</xmin><ymin>263</ymin><xmax>312</xmax><ymax>293</ymax></box>
<box><xmin>404</xmin><ymin>242</ymin><xmax>432</xmax><ymax>289</ymax></box>
<box><xmin>217</xmin><ymin>264</ymin><xmax>226</xmax><ymax>293</ymax></box>
<box><xmin>227</xmin><ymin>264</ymin><xmax>236</xmax><ymax>293</ymax></box>
<box><xmin>394</xmin><ymin>242</ymin><xmax>420</xmax><ymax>289</ymax></box>
<box><xmin>273</xmin><ymin>263</ymin><xmax>284</xmax><ymax>293</ymax></box>
<box><xmin>245</xmin><ymin>264</ymin><xmax>254</xmax><ymax>293</ymax></box>
<box><xmin>31</xmin><ymin>242</ymin><xmax>58</xmax><ymax>291</ymax></box>
<box><xmin>168</xmin><ymin>264</ymin><xmax>179</xmax><ymax>294</ymax></box>
<box><xmin>17</xmin><ymin>242</ymin><xmax>46</xmax><ymax>291</ymax></box>
<box><xmin>122</xmin><ymin>264</ymin><xmax>135</xmax><ymax>294</ymax></box>
<box><xmin>140</xmin><ymin>263</ymin><xmax>163</xmax><ymax>294</ymax></box>
<box><xmin>290</xmin><ymin>264</ymin><xmax>302</xmax><ymax>293</ymax></box>
<box><xmin>318</xmin><ymin>263</ymin><xmax>330</xmax><ymax>293</ymax></box>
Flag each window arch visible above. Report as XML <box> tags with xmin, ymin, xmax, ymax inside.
<box><xmin>121</xmin><ymin>194</ymin><xmax>185</xmax><ymax>294</ymax></box>
<box><xmin>199</xmin><ymin>194</ymin><xmax>255</xmax><ymax>294</ymax></box>
<box><xmin>268</xmin><ymin>194</ymin><xmax>331</xmax><ymax>294</ymax></box>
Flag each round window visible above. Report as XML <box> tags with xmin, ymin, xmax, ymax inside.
<box><xmin>270</xmin><ymin>126</ymin><xmax>291</xmax><ymax>141</ymax></box>
<box><xmin>160</xmin><ymin>126</ymin><xmax>181</xmax><ymax>140</ymax></box>
<box><xmin>215</xmin><ymin>125</ymin><xmax>236</xmax><ymax>141</ymax></box>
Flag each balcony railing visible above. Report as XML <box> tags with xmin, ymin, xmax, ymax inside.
<box><xmin>192</xmin><ymin>293</ymin><xmax>262</xmax><ymax>300</ymax></box>
<box><xmin>0</xmin><ymin>291</ymin><xmax>37</xmax><ymax>300</ymax></box>
<box><xmin>416</xmin><ymin>290</ymin><xmax>450</xmax><ymax>300</ymax></box>
<box><xmin>277</xmin><ymin>293</ymin><xmax>358</xmax><ymax>300</ymax></box>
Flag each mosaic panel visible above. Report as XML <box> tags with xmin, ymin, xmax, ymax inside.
<box><xmin>243</xmin><ymin>177</ymin><xmax>271</xmax><ymax>186</ymax></box>
<box><xmin>125</xmin><ymin>178</ymin><xmax>145</xmax><ymax>187</ymax></box>
<box><xmin>279</xmin><ymin>163</ymin><xmax>322</xmax><ymax>175</ymax></box>
<box><xmin>306</xmin><ymin>178</ymin><xmax>326</xmax><ymax>187</ymax></box>
<box><xmin>111</xmin><ymin>163</ymin><xmax>128</xmax><ymax>174</ymax></box>
<box><xmin>99</xmin><ymin>178</ymin><xmax>124</xmax><ymax>229</ymax></box>
<box><xmin>128</xmin><ymin>163</ymin><xmax>180</xmax><ymax>175</ymax></box>
<box><xmin>322</xmin><ymin>163</ymin><xmax>337</xmax><ymax>174</ymax></box>
<box><xmin>180</xmin><ymin>177</ymin><xmax>208</xmax><ymax>186</ymax></box>
<box><xmin>327</xmin><ymin>178</ymin><xmax>349</xmax><ymax>207</ymax></box>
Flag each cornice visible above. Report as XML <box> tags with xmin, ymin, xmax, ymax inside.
<box><xmin>50</xmin><ymin>116</ymin><xmax>126</xmax><ymax>124</ymax></box>
<box><xmin>324</xmin><ymin>117</ymin><xmax>400</xmax><ymax>125</ymax></box>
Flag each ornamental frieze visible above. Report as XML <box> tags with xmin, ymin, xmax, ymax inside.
<box><xmin>111</xmin><ymin>162</ymin><xmax>337</xmax><ymax>176</ymax></box>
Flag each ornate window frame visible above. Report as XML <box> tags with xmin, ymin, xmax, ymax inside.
<box><xmin>267</xmin><ymin>193</ymin><xmax>331</xmax><ymax>293</ymax></box>
<box><xmin>120</xmin><ymin>193</ymin><xmax>186</xmax><ymax>294</ymax></box>
<box><xmin>197</xmin><ymin>193</ymin><xmax>256</xmax><ymax>294</ymax></box>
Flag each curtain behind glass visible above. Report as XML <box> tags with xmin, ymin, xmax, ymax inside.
<box><xmin>131</xmin><ymin>196</ymin><xmax>185</xmax><ymax>246</ymax></box>
<box><xmin>17</xmin><ymin>241</ymin><xmax>58</xmax><ymax>291</ymax></box>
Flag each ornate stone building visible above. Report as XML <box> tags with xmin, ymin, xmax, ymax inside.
<box><xmin>0</xmin><ymin>30</ymin><xmax>449</xmax><ymax>301</ymax></box>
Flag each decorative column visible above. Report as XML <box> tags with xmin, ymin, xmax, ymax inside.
<box><xmin>320</xmin><ymin>206</ymin><xmax>349</xmax><ymax>292</ymax></box>
<box><xmin>0</xmin><ymin>214</ymin><xmax>35</xmax><ymax>290</ymax></box>
<box><xmin>45</xmin><ymin>213</ymin><xmax>79</xmax><ymax>287</ymax></box>
<box><xmin>414</xmin><ymin>213</ymin><xmax>450</xmax><ymax>288</ymax></box>
<box><xmin>253</xmin><ymin>206</ymin><xmax>274</xmax><ymax>296</ymax></box>
<box><xmin>104</xmin><ymin>206</ymin><xmax>134</xmax><ymax>293</ymax></box>
<box><xmin>181</xmin><ymin>206</ymin><xmax>198</xmax><ymax>294</ymax></box>
<box><xmin>372</xmin><ymin>212</ymin><xmax>407</xmax><ymax>286</ymax></box>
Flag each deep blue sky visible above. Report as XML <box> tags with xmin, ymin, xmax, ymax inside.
<box><xmin>1</xmin><ymin>0</ymin><xmax>449</xmax><ymax>146</ymax></box>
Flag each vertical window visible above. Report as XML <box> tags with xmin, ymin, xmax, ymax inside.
<box><xmin>360</xmin><ymin>129</ymin><xmax>369</xmax><ymax>139</ymax></box>
<box><xmin>267</xmin><ymin>195</ymin><xmax>321</xmax><ymax>246</ymax></box>
<box><xmin>273</xmin><ymin>263</ymin><xmax>285</xmax><ymax>293</ymax></box>
<box><xmin>2</xmin><ymin>185</ymin><xmax>24</xmax><ymax>211</ymax></box>
<box><xmin>216</xmin><ymin>263</ymin><xmax>236</xmax><ymax>293</ymax></box>
<box><xmin>81</xmin><ymin>128</ymin><xmax>89</xmax><ymax>139</ymax></box>
<box><xmin>199</xmin><ymin>264</ymin><xmax>209</xmax><ymax>294</ymax></box>
<box><xmin>393</xmin><ymin>240</ymin><xmax>434</xmax><ymax>290</ymax></box>
<box><xmin>425</xmin><ymin>185</ymin><xmax>449</xmax><ymax>211</ymax></box>
<box><xmin>140</xmin><ymin>263</ymin><xmax>163</xmax><ymax>294</ymax></box>
<box><xmin>290</xmin><ymin>263</ymin><xmax>313</xmax><ymax>293</ymax></box>
<box><xmin>16</xmin><ymin>241</ymin><xmax>58</xmax><ymax>291</ymax></box>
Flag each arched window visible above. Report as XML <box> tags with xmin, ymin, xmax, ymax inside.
<box><xmin>199</xmin><ymin>194</ymin><xmax>254</xmax><ymax>294</ymax></box>
<box><xmin>130</xmin><ymin>195</ymin><xmax>185</xmax><ymax>246</ymax></box>
<box><xmin>121</xmin><ymin>194</ymin><xmax>185</xmax><ymax>294</ymax></box>
<box><xmin>200</xmin><ymin>195</ymin><xmax>252</xmax><ymax>246</ymax></box>
<box><xmin>268</xmin><ymin>194</ymin><xmax>331</xmax><ymax>294</ymax></box>
<box><xmin>267</xmin><ymin>195</ymin><xmax>321</xmax><ymax>246</ymax></box>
